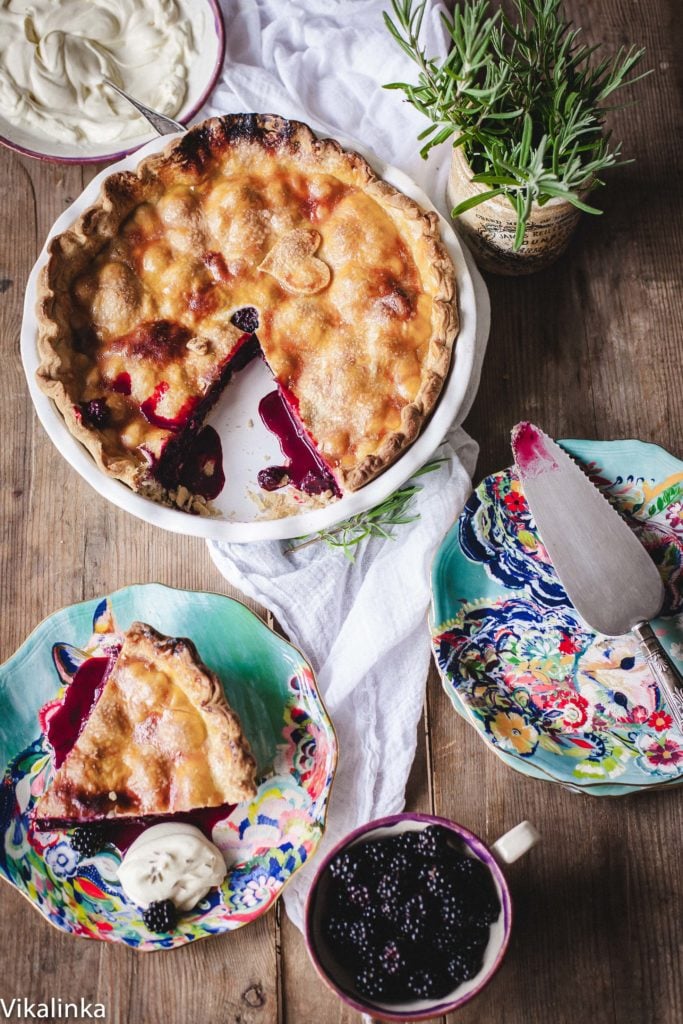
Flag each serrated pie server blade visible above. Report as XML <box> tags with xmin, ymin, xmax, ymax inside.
<box><xmin>511</xmin><ymin>422</ymin><xmax>683</xmax><ymax>731</ymax></box>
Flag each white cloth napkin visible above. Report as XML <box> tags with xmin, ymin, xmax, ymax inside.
<box><xmin>205</xmin><ymin>0</ymin><xmax>491</xmax><ymax>930</ymax></box>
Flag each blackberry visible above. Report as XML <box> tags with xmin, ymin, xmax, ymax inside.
<box><xmin>378</xmin><ymin>897</ymin><xmax>399</xmax><ymax>925</ymax></box>
<box><xmin>347</xmin><ymin>883</ymin><xmax>379</xmax><ymax>923</ymax></box>
<box><xmin>347</xmin><ymin>882</ymin><xmax>372</xmax><ymax>909</ymax></box>
<box><xmin>326</xmin><ymin>915</ymin><xmax>366</xmax><ymax>947</ymax></box>
<box><xmin>389</xmin><ymin>830</ymin><xmax>420</xmax><ymax>856</ymax></box>
<box><xmin>407</xmin><ymin>965</ymin><xmax>452</xmax><ymax>1000</ymax></box>
<box><xmin>377</xmin><ymin>939</ymin><xmax>406</xmax><ymax>979</ymax></box>
<box><xmin>446</xmin><ymin>947</ymin><xmax>482</xmax><ymax>984</ymax></box>
<box><xmin>415</xmin><ymin>825</ymin><xmax>452</xmax><ymax>861</ymax></box>
<box><xmin>445</xmin><ymin>952</ymin><xmax>474</xmax><ymax>986</ymax></box>
<box><xmin>376</xmin><ymin>871</ymin><xmax>404</xmax><ymax>903</ymax></box>
<box><xmin>230</xmin><ymin>306</ymin><xmax>259</xmax><ymax>334</ymax></box>
<box><xmin>359</xmin><ymin>839</ymin><xmax>389</xmax><ymax>875</ymax></box>
<box><xmin>325</xmin><ymin>914</ymin><xmax>351</xmax><ymax>946</ymax></box>
<box><xmin>355</xmin><ymin>965</ymin><xmax>387</xmax><ymax>1000</ymax></box>
<box><xmin>346</xmin><ymin>919</ymin><xmax>372</xmax><ymax>957</ymax></box>
<box><xmin>69</xmin><ymin>825</ymin><xmax>105</xmax><ymax>858</ymax></box>
<box><xmin>452</xmin><ymin>854</ymin><xmax>488</xmax><ymax>883</ymax></box>
<box><xmin>142</xmin><ymin>899</ymin><xmax>177</xmax><ymax>933</ymax></box>
<box><xmin>257</xmin><ymin>466</ymin><xmax>289</xmax><ymax>491</ymax></box>
<box><xmin>299</xmin><ymin>470</ymin><xmax>334</xmax><ymax>496</ymax></box>
<box><xmin>398</xmin><ymin>893</ymin><xmax>428</xmax><ymax>942</ymax></box>
<box><xmin>334</xmin><ymin>917</ymin><xmax>371</xmax><ymax>960</ymax></box>
<box><xmin>441</xmin><ymin>894</ymin><xmax>466</xmax><ymax>929</ymax></box>
<box><xmin>382</xmin><ymin>845</ymin><xmax>411</xmax><ymax>880</ymax></box>
<box><xmin>328</xmin><ymin>849</ymin><xmax>361</xmax><ymax>886</ymax></box>
<box><xmin>80</xmin><ymin>399</ymin><xmax>110</xmax><ymax>429</ymax></box>
<box><xmin>421</xmin><ymin>862</ymin><xmax>454</xmax><ymax>900</ymax></box>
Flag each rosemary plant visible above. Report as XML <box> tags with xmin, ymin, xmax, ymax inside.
<box><xmin>384</xmin><ymin>0</ymin><xmax>647</xmax><ymax>248</ymax></box>
<box><xmin>287</xmin><ymin>458</ymin><xmax>444</xmax><ymax>561</ymax></box>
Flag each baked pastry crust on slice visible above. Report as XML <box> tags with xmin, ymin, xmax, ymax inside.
<box><xmin>34</xmin><ymin>622</ymin><xmax>257</xmax><ymax>824</ymax></box>
<box><xmin>35</xmin><ymin>113</ymin><xmax>458</xmax><ymax>512</ymax></box>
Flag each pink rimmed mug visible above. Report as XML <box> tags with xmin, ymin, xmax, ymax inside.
<box><xmin>304</xmin><ymin>813</ymin><xmax>540</xmax><ymax>1022</ymax></box>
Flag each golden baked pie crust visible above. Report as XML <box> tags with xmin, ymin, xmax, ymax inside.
<box><xmin>34</xmin><ymin>621</ymin><xmax>257</xmax><ymax>822</ymax></box>
<box><xmin>35</xmin><ymin>114</ymin><xmax>458</xmax><ymax>506</ymax></box>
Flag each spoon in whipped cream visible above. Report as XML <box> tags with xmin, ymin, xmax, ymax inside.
<box><xmin>102</xmin><ymin>77</ymin><xmax>185</xmax><ymax>136</ymax></box>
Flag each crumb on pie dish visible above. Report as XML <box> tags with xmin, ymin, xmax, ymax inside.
<box><xmin>35</xmin><ymin>113</ymin><xmax>458</xmax><ymax>515</ymax></box>
<box><xmin>33</xmin><ymin>621</ymin><xmax>257</xmax><ymax>826</ymax></box>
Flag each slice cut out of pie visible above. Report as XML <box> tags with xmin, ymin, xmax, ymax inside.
<box><xmin>35</xmin><ymin>114</ymin><xmax>458</xmax><ymax>516</ymax></box>
<box><xmin>34</xmin><ymin>622</ymin><xmax>257</xmax><ymax>825</ymax></box>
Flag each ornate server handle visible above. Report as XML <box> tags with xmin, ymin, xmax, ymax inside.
<box><xmin>632</xmin><ymin>621</ymin><xmax>683</xmax><ymax>732</ymax></box>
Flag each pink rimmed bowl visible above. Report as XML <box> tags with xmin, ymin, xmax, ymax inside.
<box><xmin>0</xmin><ymin>0</ymin><xmax>225</xmax><ymax>164</ymax></box>
<box><xmin>304</xmin><ymin>813</ymin><xmax>539</xmax><ymax>1021</ymax></box>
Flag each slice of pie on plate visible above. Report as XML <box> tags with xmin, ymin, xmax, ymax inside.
<box><xmin>34</xmin><ymin>621</ymin><xmax>257</xmax><ymax>825</ymax></box>
<box><xmin>35</xmin><ymin>113</ymin><xmax>458</xmax><ymax>516</ymax></box>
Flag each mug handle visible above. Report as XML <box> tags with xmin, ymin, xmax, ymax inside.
<box><xmin>490</xmin><ymin>820</ymin><xmax>540</xmax><ymax>864</ymax></box>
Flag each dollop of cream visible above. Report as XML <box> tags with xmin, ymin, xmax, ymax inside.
<box><xmin>0</xmin><ymin>0</ymin><xmax>195</xmax><ymax>145</ymax></box>
<box><xmin>117</xmin><ymin>823</ymin><xmax>226</xmax><ymax>912</ymax></box>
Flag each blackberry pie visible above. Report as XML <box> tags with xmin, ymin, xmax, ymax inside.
<box><xmin>34</xmin><ymin>621</ymin><xmax>257</xmax><ymax>825</ymax></box>
<box><xmin>36</xmin><ymin>114</ymin><xmax>458</xmax><ymax>515</ymax></box>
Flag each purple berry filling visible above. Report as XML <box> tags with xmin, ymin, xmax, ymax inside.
<box><xmin>230</xmin><ymin>306</ymin><xmax>259</xmax><ymax>334</ymax></box>
<box><xmin>80</xmin><ymin>398</ymin><xmax>110</xmax><ymax>428</ymax></box>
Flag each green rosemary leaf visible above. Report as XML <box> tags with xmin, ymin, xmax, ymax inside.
<box><xmin>286</xmin><ymin>457</ymin><xmax>445</xmax><ymax>561</ymax></box>
<box><xmin>513</xmin><ymin>193</ymin><xmax>526</xmax><ymax>250</ymax></box>
<box><xmin>451</xmin><ymin>189</ymin><xmax>503</xmax><ymax>216</ymax></box>
<box><xmin>484</xmin><ymin>107</ymin><xmax>526</xmax><ymax>120</ymax></box>
<box><xmin>517</xmin><ymin>110</ymin><xmax>529</xmax><ymax>159</ymax></box>
<box><xmin>470</xmin><ymin>172</ymin><xmax>519</xmax><ymax>186</ymax></box>
<box><xmin>551</xmin><ymin>191</ymin><xmax>604</xmax><ymax>214</ymax></box>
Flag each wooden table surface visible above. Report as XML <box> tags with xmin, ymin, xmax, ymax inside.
<box><xmin>1</xmin><ymin>2</ymin><xmax>681</xmax><ymax>1021</ymax></box>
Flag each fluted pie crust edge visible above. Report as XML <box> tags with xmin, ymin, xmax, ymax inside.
<box><xmin>35</xmin><ymin>114</ymin><xmax>459</xmax><ymax>506</ymax></box>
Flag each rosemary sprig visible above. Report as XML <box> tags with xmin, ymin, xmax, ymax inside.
<box><xmin>287</xmin><ymin>457</ymin><xmax>445</xmax><ymax>561</ymax></box>
<box><xmin>384</xmin><ymin>0</ymin><xmax>649</xmax><ymax>248</ymax></box>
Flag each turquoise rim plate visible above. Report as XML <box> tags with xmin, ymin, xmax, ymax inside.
<box><xmin>0</xmin><ymin>584</ymin><xmax>337</xmax><ymax>949</ymax></box>
<box><xmin>430</xmin><ymin>440</ymin><xmax>683</xmax><ymax>797</ymax></box>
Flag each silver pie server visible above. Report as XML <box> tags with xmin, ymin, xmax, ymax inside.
<box><xmin>511</xmin><ymin>421</ymin><xmax>683</xmax><ymax>732</ymax></box>
<box><xmin>102</xmin><ymin>78</ymin><xmax>186</xmax><ymax>136</ymax></box>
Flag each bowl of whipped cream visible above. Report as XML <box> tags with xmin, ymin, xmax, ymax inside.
<box><xmin>0</xmin><ymin>0</ymin><xmax>225</xmax><ymax>162</ymax></box>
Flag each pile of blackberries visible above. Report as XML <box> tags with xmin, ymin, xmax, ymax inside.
<box><xmin>321</xmin><ymin>825</ymin><xmax>500</xmax><ymax>1003</ymax></box>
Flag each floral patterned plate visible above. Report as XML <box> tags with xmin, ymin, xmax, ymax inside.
<box><xmin>0</xmin><ymin>584</ymin><xmax>337</xmax><ymax>949</ymax></box>
<box><xmin>430</xmin><ymin>440</ymin><xmax>683</xmax><ymax>797</ymax></box>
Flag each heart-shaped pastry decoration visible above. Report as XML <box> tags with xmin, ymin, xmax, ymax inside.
<box><xmin>259</xmin><ymin>228</ymin><xmax>331</xmax><ymax>295</ymax></box>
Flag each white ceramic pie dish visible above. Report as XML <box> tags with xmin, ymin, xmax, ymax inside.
<box><xmin>20</xmin><ymin>128</ymin><xmax>485</xmax><ymax>542</ymax></box>
<box><xmin>0</xmin><ymin>0</ymin><xmax>225</xmax><ymax>164</ymax></box>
